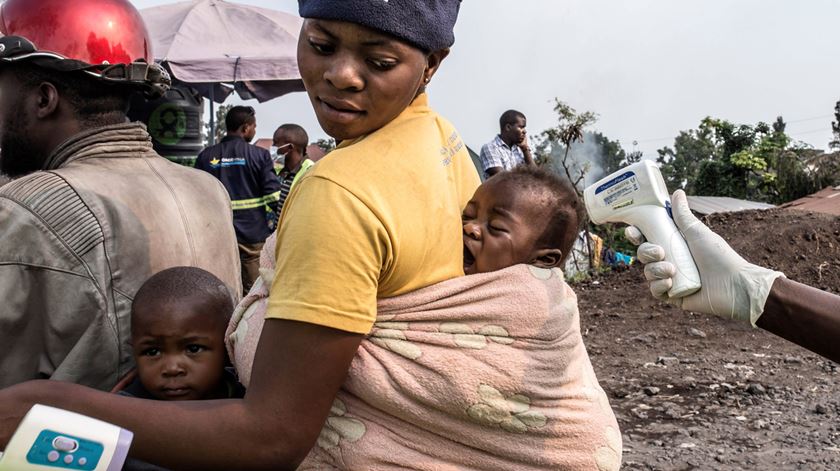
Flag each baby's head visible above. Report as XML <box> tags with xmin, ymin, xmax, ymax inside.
<box><xmin>131</xmin><ymin>267</ymin><xmax>233</xmax><ymax>401</ymax></box>
<box><xmin>462</xmin><ymin>166</ymin><xmax>586</xmax><ymax>274</ymax></box>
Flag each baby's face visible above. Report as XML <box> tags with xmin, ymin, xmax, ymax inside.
<box><xmin>132</xmin><ymin>298</ymin><xmax>227</xmax><ymax>401</ymax></box>
<box><xmin>462</xmin><ymin>178</ymin><xmax>548</xmax><ymax>274</ymax></box>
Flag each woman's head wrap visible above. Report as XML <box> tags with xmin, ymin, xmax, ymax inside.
<box><xmin>298</xmin><ymin>0</ymin><xmax>461</xmax><ymax>52</ymax></box>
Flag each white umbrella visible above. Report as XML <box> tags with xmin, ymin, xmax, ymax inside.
<box><xmin>140</xmin><ymin>0</ymin><xmax>306</xmax><ymax>140</ymax></box>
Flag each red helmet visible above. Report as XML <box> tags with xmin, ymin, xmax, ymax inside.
<box><xmin>0</xmin><ymin>0</ymin><xmax>169</xmax><ymax>97</ymax></box>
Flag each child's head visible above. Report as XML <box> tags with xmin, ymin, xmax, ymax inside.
<box><xmin>131</xmin><ymin>267</ymin><xmax>233</xmax><ymax>401</ymax></box>
<box><xmin>462</xmin><ymin>166</ymin><xmax>586</xmax><ymax>274</ymax></box>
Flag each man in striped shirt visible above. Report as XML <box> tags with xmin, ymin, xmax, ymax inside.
<box><xmin>479</xmin><ymin>109</ymin><xmax>536</xmax><ymax>179</ymax></box>
<box><xmin>273</xmin><ymin>124</ymin><xmax>316</xmax><ymax>215</ymax></box>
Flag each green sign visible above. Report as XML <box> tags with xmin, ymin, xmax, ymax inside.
<box><xmin>148</xmin><ymin>103</ymin><xmax>187</xmax><ymax>146</ymax></box>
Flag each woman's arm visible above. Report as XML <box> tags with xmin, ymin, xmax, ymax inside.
<box><xmin>0</xmin><ymin>320</ymin><xmax>362</xmax><ymax>470</ymax></box>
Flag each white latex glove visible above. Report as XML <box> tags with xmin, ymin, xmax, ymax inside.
<box><xmin>625</xmin><ymin>189</ymin><xmax>784</xmax><ymax>326</ymax></box>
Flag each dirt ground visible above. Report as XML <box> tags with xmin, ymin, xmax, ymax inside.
<box><xmin>576</xmin><ymin>208</ymin><xmax>840</xmax><ymax>470</ymax></box>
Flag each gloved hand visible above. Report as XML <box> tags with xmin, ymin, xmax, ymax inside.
<box><xmin>625</xmin><ymin>189</ymin><xmax>784</xmax><ymax>326</ymax></box>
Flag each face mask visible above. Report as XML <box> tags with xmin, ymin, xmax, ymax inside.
<box><xmin>270</xmin><ymin>143</ymin><xmax>293</xmax><ymax>163</ymax></box>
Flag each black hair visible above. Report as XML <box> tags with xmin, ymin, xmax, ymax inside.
<box><xmin>499</xmin><ymin>109</ymin><xmax>526</xmax><ymax>131</ymax></box>
<box><xmin>10</xmin><ymin>62</ymin><xmax>131</xmax><ymax>127</ymax></box>
<box><xmin>274</xmin><ymin>123</ymin><xmax>309</xmax><ymax>151</ymax></box>
<box><xmin>131</xmin><ymin>266</ymin><xmax>234</xmax><ymax>329</ymax></box>
<box><xmin>225</xmin><ymin>105</ymin><xmax>256</xmax><ymax>132</ymax></box>
<box><xmin>494</xmin><ymin>166</ymin><xmax>587</xmax><ymax>263</ymax></box>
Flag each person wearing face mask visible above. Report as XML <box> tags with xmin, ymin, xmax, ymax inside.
<box><xmin>479</xmin><ymin>109</ymin><xmax>536</xmax><ymax>179</ymax></box>
<box><xmin>195</xmin><ymin>106</ymin><xmax>283</xmax><ymax>293</ymax></box>
<box><xmin>272</xmin><ymin>123</ymin><xmax>316</xmax><ymax>216</ymax></box>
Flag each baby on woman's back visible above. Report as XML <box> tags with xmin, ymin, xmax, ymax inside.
<box><xmin>461</xmin><ymin>165</ymin><xmax>585</xmax><ymax>275</ymax></box>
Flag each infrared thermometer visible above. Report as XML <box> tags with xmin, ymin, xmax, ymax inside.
<box><xmin>583</xmin><ymin>160</ymin><xmax>701</xmax><ymax>298</ymax></box>
<box><xmin>0</xmin><ymin>405</ymin><xmax>132</xmax><ymax>470</ymax></box>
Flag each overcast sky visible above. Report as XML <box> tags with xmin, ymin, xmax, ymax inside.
<box><xmin>132</xmin><ymin>0</ymin><xmax>840</xmax><ymax>158</ymax></box>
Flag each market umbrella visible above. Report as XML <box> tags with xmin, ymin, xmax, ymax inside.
<box><xmin>140</xmin><ymin>0</ymin><xmax>306</xmax><ymax>140</ymax></box>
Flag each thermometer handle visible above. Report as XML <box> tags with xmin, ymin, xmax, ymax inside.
<box><xmin>628</xmin><ymin>205</ymin><xmax>701</xmax><ymax>298</ymax></box>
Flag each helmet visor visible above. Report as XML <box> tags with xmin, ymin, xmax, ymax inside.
<box><xmin>0</xmin><ymin>35</ymin><xmax>170</xmax><ymax>99</ymax></box>
<box><xmin>0</xmin><ymin>36</ymin><xmax>91</xmax><ymax>71</ymax></box>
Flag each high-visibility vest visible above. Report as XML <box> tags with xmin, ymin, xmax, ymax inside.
<box><xmin>232</xmin><ymin>160</ymin><xmax>316</xmax><ymax>211</ymax></box>
<box><xmin>291</xmin><ymin>158</ymin><xmax>316</xmax><ymax>189</ymax></box>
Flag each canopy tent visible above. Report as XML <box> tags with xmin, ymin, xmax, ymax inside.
<box><xmin>140</xmin><ymin>0</ymin><xmax>305</xmax><ymax>141</ymax></box>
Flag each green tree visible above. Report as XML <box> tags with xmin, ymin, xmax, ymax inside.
<box><xmin>656</xmin><ymin>121</ymin><xmax>716</xmax><ymax>194</ymax></box>
<box><xmin>625</xmin><ymin>150</ymin><xmax>643</xmax><ymax>165</ymax></box>
<box><xmin>534</xmin><ymin>99</ymin><xmax>598</xmax><ymax>196</ymax></box>
<box><xmin>203</xmin><ymin>104</ymin><xmax>233</xmax><ymax>147</ymax></box>
<box><xmin>657</xmin><ymin>117</ymin><xmax>766</xmax><ymax>199</ymax></box>
<box><xmin>536</xmin><ymin>128</ymin><xmax>639</xmax><ymax>193</ymax></box>
<box><xmin>805</xmin><ymin>150</ymin><xmax>840</xmax><ymax>191</ymax></box>
<box><xmin>704</xmin><ymin>119</ymin><xmax>763</xmax><ymax>199</ymax></box>
<box><xmin>657</xmin><ymin>114</ymin><xmax>835</xmax><ymax>204</ymax></box>
<box><xmin>589</xmin><ymin>132</ymin><xmax>626</xmax><ymax>176</ymax></box>
<box><xmin>314</xmin><ymin>138</ymin><xmax>336</xmax><ymax>153</ymax></box>
<box><xmin>775</xmin><ymin>149</ymin><xmax>814</xmax><ymax>202</ymax></box>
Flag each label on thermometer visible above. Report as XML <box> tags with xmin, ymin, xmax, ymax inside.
<box><xmin>595</xmin><ymin>171</ymin><xmax>640</xmax><ymax>207</ymax></box>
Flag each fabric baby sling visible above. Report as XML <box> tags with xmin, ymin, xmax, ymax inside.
<box><xmin>226</xmin><ymin>235</ymin><xmax>621</xmax><ymax>470</ymax></box>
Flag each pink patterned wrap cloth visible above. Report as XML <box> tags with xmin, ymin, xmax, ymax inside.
<box><xmin>226</xmin><ymin>235</ymin><xmax>621</xmax><ymax>470</ymax></box>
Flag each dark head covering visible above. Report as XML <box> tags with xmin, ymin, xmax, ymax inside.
<box><xmin>298</xmin><ymin>0</ymin><xmax>461</xmax><ymax>52</ymax></box>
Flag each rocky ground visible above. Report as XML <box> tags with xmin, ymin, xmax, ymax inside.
<box><xmin>576</xmin><ymin>208</ymin><xmax>840</xmax><ymax>470</ymax></box>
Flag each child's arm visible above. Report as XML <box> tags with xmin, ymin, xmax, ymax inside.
<box><xmin>109</xmin><ymin>368</ymin><xmax>137</xmax><ymax>394</ymax></box>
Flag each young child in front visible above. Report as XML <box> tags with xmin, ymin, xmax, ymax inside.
<box><xmin>117</xmin><ymin>266</ymin><xmax>244</xmax><ymax>401</ymax></box>
<box><xmin>115</xmin><ymin>267</ymin><xmax>244</xmax><ymax>471</ymax></box>
<box><xmin>461</xmin><ymin>165</ymin><xmax>585</xmax><ymax>275</ymax></box>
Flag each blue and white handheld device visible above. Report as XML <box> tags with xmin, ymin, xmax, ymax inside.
<box><xmin>584</xmin><ymin>160</ymin><xmax>701</xmax><ymax>298</ymax></box>
<box><xmin>0</xmin><ymin>404</ymin><xmax>132</xmax><ymax>470</ymax></box>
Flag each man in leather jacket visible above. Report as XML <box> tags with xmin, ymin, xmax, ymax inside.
<box><xmin>0</xmin><ymin>0</ymin><xmax>241</xmax><ymax>390</ymax></box>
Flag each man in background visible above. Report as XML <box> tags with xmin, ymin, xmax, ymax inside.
<box><xmin>0</xmin><ymin>0</ymin><xmax>240</xmax><ymax>390</ymax></box>
<box><xmin>479</xmin><ymin>109</ymin><xmax>536</xmax><ymax>179</ymax></box>
<box><xmin>196</xmin><ymin>106</ymin><xmax>282</xmax><ymax>292</ymax></box>
<box><xmin>273</xmin><ymin>123</ymin><xmax>316</xmax><ymax>216</ymax></box>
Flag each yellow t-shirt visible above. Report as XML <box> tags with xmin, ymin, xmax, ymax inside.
<box><xmin>265</xmin><ymin>94</ymin><xmax>480</xmax><ymax>334</ymax></box>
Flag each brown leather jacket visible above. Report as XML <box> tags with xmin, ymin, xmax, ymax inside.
<box><xmin>0</xmin><ymin>123</ymin><xmax>241</xmax><ymax>390</ymax></box>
